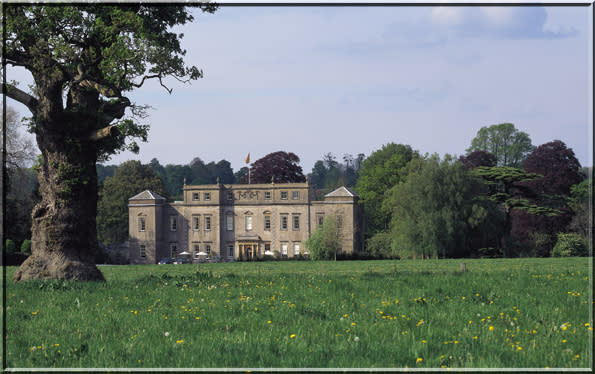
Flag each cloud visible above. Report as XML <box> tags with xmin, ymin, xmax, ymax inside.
<box><xmin>429</xmin><ymin>6</ymin><xmax>577</xmax><ymax>40</ymax></box>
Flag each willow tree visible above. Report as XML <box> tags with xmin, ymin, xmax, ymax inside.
<box><xmin>3</xmin><ymin>4</ymin><xmax>216</xmax><ymax>281</ymax></box>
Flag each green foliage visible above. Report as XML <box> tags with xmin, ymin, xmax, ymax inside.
<box><xmin>97</xmin><ymin>160</ymin><xmax>167</xmax><ymax>245</ymax></box>
<box><xmin>386</xmin><ymin>154</ymin><xmax>490</xmax><ymax>259</ymax></box>
<box><xmin>551</xmin><ymin>233</ymin><xmax>590</xmax><ymax>257</ymax></box>
<box><xmin>364</xmin><ymin>231</ymin><xmax>394</xmax><ymax>258</ymax></box>
<box><xmin>5</xmin><ymin>5</ymin><xmax>216</xmax><ymax>161</ymax></box>
<box><xmin>567</xmin><ymin>179</ymin><xmax>592</xmax><ymax>238</ymax></box>
<box><xmin>308</xmin><ymin>153</ymin><xmax>363</xmax><ymax>199</ymax></box>
<box><xmin>305</xmin><ymin>216</ymin><xmax>341</xmax><ymax>260</ymax></box>
<box><xmin>20</xmin><ymin>240</ymin><xmax>32</xmax><ymax>256</ymax></box>
<box><xmin>466</xmin><ymin>123</ymin><xmax>534</xmax><ymax>168</ymax></box>
<box><xmin>355</xmin><ymin>143</ymin><xmax>420</xmax><ymax>237</ymax></box>
<box><xmin>5</xmin><ymin>239</ymin><xmax>17</xmax><ymax>255</ymax></box>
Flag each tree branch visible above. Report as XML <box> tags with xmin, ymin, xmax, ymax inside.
<box><xmin>2</xmin><ymin>83</ymin><xmax>38</xmax><ymax>114</ymax></box>
<box><xmin>100</xmin><ymin>97</ymin><xmax>131</xmax><ymax>122</ymax></box>
<box><xmin>87</xmin><ymin>125</ymin><xmax>120</xmax><ymax>141</ymax></box>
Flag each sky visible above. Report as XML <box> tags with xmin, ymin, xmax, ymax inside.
<box><xmin>8</xmin><ymin>3</ymin><xmax>593</xmax><ymax>175</ymax></box>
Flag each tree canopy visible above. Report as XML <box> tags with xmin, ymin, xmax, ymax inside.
<box><xmin>355</xmin><ymin>143</ymin><xmax>420</xmax><ymax>237</ymax></box>
<box><xmin>240</xmin><ymin>151</ymin><xmax>306</xmax><ymax>184</ymax></box>
<box><xmin>466</xmin><ymin>123</ymin><xmax>533</xmax><ymax>168</ymax></box>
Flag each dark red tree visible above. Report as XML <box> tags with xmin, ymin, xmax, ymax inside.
<box><xmin>459</xmin><ymin>151</ymin><xmax>497</xmax><ymax>170</ymax></box>
<box><xmin>240</xmin><ymin>151</ymin><xmax>306</xmax><ymax>184</ymax></box>
<box><xmin>511</xmin><ymin>140</ymin><xmax>584</xmax><ymax>256</ymax></box>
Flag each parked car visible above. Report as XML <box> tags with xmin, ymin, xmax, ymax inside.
<box><xmin>173</xmin><ymin>257</ymin><xmax>191</xmax><ymax>264</ymax></box>
<box><xmin>158</xmin><ymin>258</ymin><xmax>174</xmax><ymax>265</ymax></box>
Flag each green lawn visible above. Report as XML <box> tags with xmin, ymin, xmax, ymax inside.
<box><xmin>3</xmin><ymin>258</ymin><xmax>593</xmax><ymax>369</ymax></box>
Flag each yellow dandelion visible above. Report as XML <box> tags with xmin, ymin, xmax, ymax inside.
<box><xmin>489</xmin><ymin>326</ymin><xmax>494</xmax><ymax>331</ymax></box>
<box><xmin>416</xmin><ymin>357</ymin><xmax>423</xmax><ymax>363</ymax></box>
<box><xmin>516</xmin><ymin>346</ymin><xmax>522</xmax><ymax>351</ymax></box>
<box><xmin>267</xmin><ymin>320</ymin><xmax>272</xmax><ymax>324</ymax></box>
<box><xmin>562</xmin><ymin>339</ymin><xmax>567</xmax><ymax>343</ymax></box>
<box><xmin>344</xmin><ymin>314</ymin><xmax>349</xmax><ymax>318</ymax></box>
<box><xmin>421</xmin><ymin>339</ymin><xmax>427</xmax><ymax>344</ymax></box>
<box><xmin>351</xmin><ymin>322</ymin><xmax>356</xmax><ymax>326</ymax></box>
<box><xmin>290</xmin><ymin>334</ymin><xmax>296</xmax><ymax>339</ymax></box>
<box><xmin>176</xmin><ymin>339</ymin><xmax>184</xmax><ymax>344</ymax></box>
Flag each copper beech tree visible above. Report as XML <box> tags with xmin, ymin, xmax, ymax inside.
<box><xmin>3</xmin><ymin>4</ymin><xmax>216</xmax><ymax>281</ymax></box>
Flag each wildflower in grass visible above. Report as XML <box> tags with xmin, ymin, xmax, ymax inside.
<box><xmin>473</xmin><ymin>336</ymin><xmax>479</xmax><ymax>340</ymax></box>
<box><xmin>31</xmin><ymin>310</ymin><xmax>38</xmax><ymax>315</ymax></box>
<box><xmin>351</xmin><ymin>322</ymin><xmax>356</xmax><ymax>327</ymax></box>
<box><xmin>416</xmin><ymin>357</ymin><xmax>423</xmax><ymax>364</ymax></box>
<box><xmin>164</xmin><ymin>332</ymin><xmax>170</xmax><ymax>337</ymax></box>
<box><xmin>516</xmin><ymin>346</ymin><xmax>522</xmax><ymax>351</ymax></box>
<box><xmin>267</xmin><ymin>320</ymin><xmax>272</xmax><ymax>324</ymax></box>
<box><xmin>290</xmin><ymin>334</ymin><xmax>296</xmax><ymax>339</ymax></box>
<box><xmin>176</xmin><ymin>339</ymin><xmax>184</xmax><ymax>344</ymax></box>
<box><xmin>489</xmin><ymin>326</ymin><xmax>494</xmax><ymax>331</ymax></box>
<box><xmin>354</xmin><ymin>336</ymin><xmax>360</xmax><ymax>342</ymax></box>
<box><xmin>469</xmin><ymin>320</ymin><xmax>473</xmax><ymax>324</ymax></box>
<box><xmin>421</xmin><ymin>339</ymin><xmax>427</xmax><ymax>344</ymax></box>
<box><xmin>562</xmin><ymin>339</ymin><xmax>567</xmax><ymax>343</ymax></box>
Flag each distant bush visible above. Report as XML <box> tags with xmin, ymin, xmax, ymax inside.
<box><xmin>20</xmin><ymin>240</ymin><xmax>32</xmax><ymax>255</ymax></box>
<box><xmin>5</xmin><ymin>239</ymin><xmax>17</xmax><ymax>254</ymax></box>
<box><xmin>551</xmin><ymin>233</ymin><xmax>589</xmax><ymax>257</ymax></box>
<box><xmin>365</xmin><ymin>231</ymin><xmax>393</xmax><ymax>259</ymax></box>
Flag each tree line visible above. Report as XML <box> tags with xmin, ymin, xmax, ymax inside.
<box><xmin>5</xmin><ymin>112</ymin><xmax>591</xmax><ymax>261</ymax></box>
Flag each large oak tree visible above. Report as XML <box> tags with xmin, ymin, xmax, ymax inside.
<box><xmin>3</xmin><ymin>4</ymin><xmax>216</xmax><ymax>281</ymax></box>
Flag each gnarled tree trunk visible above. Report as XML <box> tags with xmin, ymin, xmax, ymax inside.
<box><xmin>13</xmin><ymin>80</ymin><xmax>106</xmax><ymax>282</ymax></box>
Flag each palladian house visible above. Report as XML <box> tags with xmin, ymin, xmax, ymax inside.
<box><xmin>128</xmin><ymin>181</ymin><xmax>363</xmax><ymax>264</ymax></box>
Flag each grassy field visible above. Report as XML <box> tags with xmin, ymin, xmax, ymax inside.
<box><xmin>3</xmin><ymin>258</ymin><xmax>593</xmax><ymax>369</ymax></box>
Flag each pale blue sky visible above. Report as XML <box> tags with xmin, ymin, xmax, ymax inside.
<box><xmin>9</xmin><ymin>4</ymin><xmax>593</xmax><ymax>173</ymax></box>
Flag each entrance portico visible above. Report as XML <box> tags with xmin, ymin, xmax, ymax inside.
<box><xmin>236</xmin><ymin>233</ymin><xmax>261</xmax><ymax>260</ymax></box>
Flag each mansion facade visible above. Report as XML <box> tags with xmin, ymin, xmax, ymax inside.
<box><xmin>128</xmin><ymin>181</ymin><xmax>363</xmax><ymax>264</ymax></box>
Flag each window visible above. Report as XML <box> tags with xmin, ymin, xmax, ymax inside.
<box><xmin>192</xmin><ymin>192</ymin><xmax>199</xmax><ymax>201</ymax></box>
<box><xmin>205</xmin><ymin>216</ymin><xmax>212</xmax><ymax>231</ymax></box>
<box><xmin>264</xmin><ymin>191</ymin><xmax>271</xmax><ymax>200</ymax></box>
<box><xmin>193</xmin><ymin>243</ymin><xmax>200</xmax><ymax>252</ymax></box>
<box><xmin>245</xmin><ymin>216</ymin><xmax>253</xmax><ymax>231</ymax></box>
<box><xmin>192</xmin><ymin>216</ymin><xmax>200</xmax><ymax>231</ymax></box>
<box><xmin>281</xmin><ymin>215</ymin><xmax>288</xmax><ymax>230</ymax></box>
<box><xmin>317</xmin><ymin>214</ymin><xmax>324</xmax><ymax>227</ymax></box>
<box><xmin>292</xmin><ymin>191</ymin><xmax>299</xmax><ymax>200</ymax></box>
<box><xmin>227</xmin><ymin>244</ymin><xmax>234</xmax><ymax>258</ymax></box>
<box><xmin>204</xmin><ymin>192</ymin><xmax>211</xmax><ymax>201</ymax></box>
<box><xmin>265</xmin><ymin>242</ymin><xmax>271</xmax><ymax>253</ymax></box>
<box><xmin>226</xmin><ymin>191</ymin><xmax>234</xmax><ymax>201</ymax></box>
<box><xmin>281</xmin><ymin>191</ymin><xmax>288</xmax><ymax>200</ymax></box>
<box><xmin>139</xmin><ymin>244</ymin><xmax>146</xmax><ymax>258</ymax></box>
<box><xmin>138</xmin><ymin>217</ymin><xmax>146</xmax><ymax>232</ymax></box>
<box><xmin>264</xmin><ymin>215</ymin><xmax>271</xmax><ymax>231</ymax></box>
<box><xmin>205</xmin><ymin>244</ymin><xmax>211</xmax><ymax>255</ymax></box>
<box><xmin>281</xmin><ymin>243</ymin><xmax>288</xmax><ymax>256</ymax></box>
<box><xmin>170</xmin><ymin>216</ymin><xmax>177</xmax><ymax>231</ymax></box>
<box><xmin>293</xmin><ymin>243</ymin><xmax>300</xmax><ymax>257</ymax></box>
<box><xmin>170</xmin><ymin>243</ymin><xmax>177</xmax><ymax>258</ymax></box>
<box><xmin>293</xmin><ymin>215</ymin><xmax>300</xmax><ymax>230</ymax></box>
<box><xmin>337</xmin><ymin>215</ymin><xmax>343</xmax><ymax>230</ymax></box>
<box><xmin>226</xmin><ymin>214</ymin><xmax>234</xmax><ymax>231</ymax></box>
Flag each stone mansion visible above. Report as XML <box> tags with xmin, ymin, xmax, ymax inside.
<box><xmin>128</xmin><ymin>180</ymin><xmax>364</xmax><ymax>264</ymax></box>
